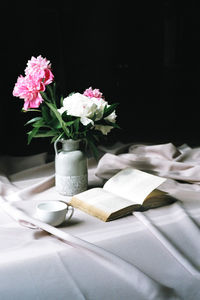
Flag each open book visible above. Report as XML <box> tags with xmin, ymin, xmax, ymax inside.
<box><xmin>69</xmin><ymin>168</ymin><xmax>174</xmax><ymax>222</ymax></box>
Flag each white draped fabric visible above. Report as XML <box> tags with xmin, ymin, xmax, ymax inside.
<box><xmin>0</xmin><ymin>143</ymin><xmax>200</xmax><ymax>300</ymax></box>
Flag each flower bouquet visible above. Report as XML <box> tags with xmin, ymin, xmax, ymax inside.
<box><xmin>13</xmin><ymin>55</ymin><xmax>119</xmax><ymax>159</ymax></box>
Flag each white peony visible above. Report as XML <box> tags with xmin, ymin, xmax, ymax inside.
<box><xmin>105</xmin><ymin>110</ymin><xmax>117</xmax><ymax>123</ymax></box>
<box><xmin>95</xmin><ymin>107</ymin><xmax>117</xmax><ymax>135</ymax></box>
<box><xmin>58</xmin><ymin>93</ymin><xmax>109</xmax><ymax>126</ymax></box>
<box><xmin>58</xmin><ymin>92</ymin><xmax>117</xmax><ymax>135</ymax></box>
<box><xmin>58</xmin><ymin>93</ymin><xmax>97</xmax><ymax>126</ymax></box>
<box><xmin>90</xmin><ymin>97</ymin><xmax>107</xmax><ymax>121</ymax></box>
<box><xmin>94</xmin><ymin>125</ymin><xmax>113</xmax><ymax>135</ymax></box>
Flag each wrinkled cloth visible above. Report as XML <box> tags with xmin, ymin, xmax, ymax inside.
<box><xmin>0</xmin><ymin>147</ymin><xmax>200</xmax><ymax>300</ymax></box>
<box><xmin>96</xmin><ymin>143</ymin><xmax>200</xmax><ymax>201</ymax></box>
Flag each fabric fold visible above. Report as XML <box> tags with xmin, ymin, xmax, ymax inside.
<box><xmin>96</xmin><ymin>142</ymin><xmax>200</xmax><ymax>199</ymax></box>
<box><xmin>0</xmin><ymin>194</ymin><xmax>179</xmax><ymax>300</ymax></box>
<box><xmin>1</xmin><ymin>145</ymin><xmax>200</xmax><ymax>299</ymax></box>
<box><xmin>134</xmin><ymin>210</ymin><xmax>200</xmax><ymax>277</ymax></box>
<box><xmin>96</xmin><ymin>143</ymin><xmax>200</xmax><ymax>183</ymax></box>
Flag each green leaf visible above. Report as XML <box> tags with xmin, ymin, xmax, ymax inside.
<box><xmin>53</xmin><ymin>82</ymin><xmax>57</xmax><ymax>97</ymax></box>
<box><xmin>46</xmin><ymin>85</ymin><xmax>56</xmax><ymax>104</ymax></box>
<box><xmin>104</xmin><ymin>120</ymin><xmax>120</xmax><ymax>129</ymax></box>
<box><xmin>60</xmin><ymin>95</ymin><xmax>64</xmax><ymax>107</ymax></box>
<box><xmin>45</xmin><ymin>102</ymin><xmax>70</xmax><ymax>137</ymax></box>
<box><xmin>27</xmin><ymin>127</ymin><xmax>39</xmax><ymax>144</ymax></box>
<box><xmin>32</xmin><ymin>123</ymin><xmax>51</xmax><ymax>129</ymax></box>
<box><xmin>74</xmin><ymin>118</ymin><xmax>80</xmax><ymax>133</ymax></box>
<box><xmin>65</xmin><ymin>120</ymin><xmax>75</xmax><ymax>127</ymax></box>
<box><xmin>40</xmin><ymin>91</ymin><xmax>50</xmax><ymax>102</ymax></box>
<box><xmin>33</xmin><ymin>130</ymin><xmax>57</xmax><ymax>138</ymax></box>
<box><xmin>49</xmin><ymin>118</ymin><xmax>61</xmax><ymax>129</ymax></box>
<box><xmin>103</xmin><ymin>103</ymin><xmax>119</xmax><ymax>118</ymax></box>
<box><xmin>50</xmin><ymin>135</ymin><xmax>59</xmax><ymax>144</ymax></box>
<box><xmin>32</xmin><ymin>119</ymin><xmax>44</xmax><ymax>128</ymax></box>
<box><xmin>45</xmin><ymin>102</ymin><xmax>62</xmax><ymax>124</ymax></box>
<box><xmin>22</xmin><ymin>108</ymin><xmax>41</xmax><ymax>113</ymax></box>
<box><xmin>25</xmin><ymin>117</ymin><xmax>42</xmax><ymax>126</ymax></box>
<box><xmin>41</xmin><ymin>104</ymin><xmax>53</xmax><ymax>124</ymax></box>
<box><xmin>50</xmin><ymin>132</ymin><xmax>64</xmax><ymax>144</ymax></box>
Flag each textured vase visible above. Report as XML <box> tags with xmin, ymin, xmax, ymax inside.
<box><xmin>54</xmin><ymin>139</ymin><xmax>88</xmax><ymax>196</ymax></box>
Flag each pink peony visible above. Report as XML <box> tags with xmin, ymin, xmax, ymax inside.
<box><xmin>13</xmin><ymin>74</ymin><xmax>45</xmax><ymax>110</ymax></box>
<box><xmin>13</xmin><ymin>55</ymin><xmax>54</xmax><ymax>110</ymax></box>
<box><xmin>25</xmin><ymin>55</ymin><xmax>54</xmax><ymax>85</ymax></box>
<box><xmin>83</xmin><ymin>87</ymin><xmax>103</xmax><ymax>99</ymax></box>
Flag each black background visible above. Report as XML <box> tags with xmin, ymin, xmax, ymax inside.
<box><xmin>1</xmin><ymin>1</ymin><xmax>200</xmax><ymax>155</ymax></box>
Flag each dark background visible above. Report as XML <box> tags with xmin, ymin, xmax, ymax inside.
<box><xmin>1</xmin><ymin>1</ymin><xmax>200</xmax><ymax>155</ymax></box>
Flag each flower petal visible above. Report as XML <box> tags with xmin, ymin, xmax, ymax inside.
<box><xmin>80</xmin><ymin>117</ymin><xmax>94</xmax><ymax>126</ymax></box>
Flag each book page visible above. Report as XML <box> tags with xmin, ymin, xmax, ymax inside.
<box><xmin>70</xmin><ymin>187</ymin><xmax>133</xmax><ymax>214</ymax></box>
<box><xmin>103</xmin><ymin>168</ymin><xmax>166</xmax><ymax>205</ymax></box>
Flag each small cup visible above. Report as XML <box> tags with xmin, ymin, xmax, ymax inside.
<box><xmin>35</xmin><ymin>201</ymin><xmax>74</xmax><ymax>226</ymax></box>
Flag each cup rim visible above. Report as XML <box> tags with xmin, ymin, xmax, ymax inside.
<box><xmin>37</xmin><ymin>201</ymin><xmax>68</xmax><ymax>213</ymax></box>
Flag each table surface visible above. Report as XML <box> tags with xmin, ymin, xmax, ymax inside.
<box><xmin>0</xmin><ymin>152</ymin><xmax>200</xmax><ymax>300</ymax></box>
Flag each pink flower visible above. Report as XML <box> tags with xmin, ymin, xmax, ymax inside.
<box><xmin>13</xmin><ymin>55</ymin><xmax>54</xmax><ymax>110</ymax></box>
<box><xmin>25</xmin><ymin>55</ymin><xmax>54</xmax><ymax>85</ymax></box>
<box><xmin>13</xmin><ymin>74</ymin><xmax>45</xmax><ymax>110</ymax></box>
<box><xmin>83</xmin><ymin>87</ymin><xmax>103</xmax><ymax>99</ymax></box>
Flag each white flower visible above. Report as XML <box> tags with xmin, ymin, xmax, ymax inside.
<box><xmin>105</xmin><ymin>110</ymin><xmax>117</xmax><ymax>123</ymax></box>
<box><xmin>95</xmin><ymin>125</ymin><xmax>113</xmax><ymax>135</ymax></box>
<box><xmin>90</xmin><ymin>97</ymin><xmax>107</xmax><ymax>121</ymax></box>
<box><xmin>58</xmin><ymin>93</ymin><xmax>97</xmax><ymax>126</ymax></box>
<box><xmin>80</xmin><ymin>116</ymin><xmax>94</xmax><ymax>126</ymax></box>
<box><xmin>58</xmin><ymin>93</ymin><xmax>109</xmax><ymax>126</ymax></box>
<box><xmin>58</xmin><ymin>92</ymin><xmax>117</xmax><ymax>135</ymax></box>
<box><xmin>95</xmin><ymin>108</ymin><xmax>117</xmax><ymax>135</ymax></box>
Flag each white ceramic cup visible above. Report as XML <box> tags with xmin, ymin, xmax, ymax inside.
<box><xmin>35</xmin><ymin>201</ymin><xmax>74</xmax><ymax>226</ymax></box>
